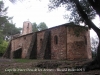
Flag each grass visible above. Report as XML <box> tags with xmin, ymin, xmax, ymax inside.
<box><xmin>13</xmin><ymin>71</ymin><xmax>19</xmax><ymax>75</ymax></box>
<box><xmin>13</xmin><ymin>59</ymin><xmax>34</xmax><ymax>63</ymax></box>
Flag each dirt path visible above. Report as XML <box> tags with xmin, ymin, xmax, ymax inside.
<box><xmin>0</xmin><ymin>59</ymin><xmax>100</xmax><ymax>75</ymax></box>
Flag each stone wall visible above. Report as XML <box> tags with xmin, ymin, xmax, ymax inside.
<box><xmin>37</xmin><ymin>31</ymin><xmax>45</xmax><ymax>59</ymax></box>
<box><xmin>50</xmin><ymin>26</ymin><xmax>67</xmax><ymax>60</ymax></box>
<box><xmin>11</xmin><ymin>33</ymin><xmax>33</xmax><ymax>58</ymax></box>
<box><xmin>66</xmin><ymin>26</ymin><xmax>91</xmax><ymax>60</ymax></box>
<box><xmin>22</xmin><ymin>21</ymin><xmax>32</xmax><ymax>35</ymax></box>
<box><xmin>9</xmin><ymin>23</ymin><xmax>92</xmax><ymax>60</ymax></box>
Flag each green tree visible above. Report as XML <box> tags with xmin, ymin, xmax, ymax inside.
<box><xmin>9</xmin><ymin>0</ymin><xmax>100</xmax><ymax>70</ymax></box>
<box><xmin>32</xmin><ymin>22</ymin><xmax>48</xmax><ymax>32</ymax></box>
<box><xmin>0</xmin><ymin>1</ymin><xmax>14</xmax><ymax>56</ymax></box>
<box><xmin>32</xmin><ymin>22</ymin><xmax>38</xmax><ymax>32</ymax></box>
<box><xmin>49</xmin><ymin>0</ymin><xmax>100</xmax><ymax>71</ymax></box>
<box><xmin>2</xmin><ymin>22</ymin><xmax>22</xmax><ymax>40</ymax></box>
<box><xmin>0</xmin><ymin>1</ymin><xmax>12</xmax><ymax>27</ymax></box>
<box><xmin>38</xmin><ymin>22</ymin><xmax>48</xmax><ymax>31</ymax></box>
<box><xmin>0</xmin><ymin>40</ymin><xmax>8</xmax><ymax>56</ymax></box>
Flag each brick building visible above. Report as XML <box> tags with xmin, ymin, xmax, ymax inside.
<box><xmin>3</xmin><ymin>21</ymin><xmax>92</xmax><ymax>60</ymax></box>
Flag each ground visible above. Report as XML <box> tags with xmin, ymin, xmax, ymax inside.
<box><xmin>0</xmin><ymin>58</ymin><xmax>100</xmax><ymax>75</ymax></box>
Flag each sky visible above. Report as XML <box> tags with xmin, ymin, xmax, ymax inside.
<box><xmin>3</xmin><ymin>0</ymin><xmax>100</xmax><ymax>37</ymax></box>
<box><xmin>4</xmin><ymin>0</ymin><xmax>68</xmax><ymax>28</ymax></box>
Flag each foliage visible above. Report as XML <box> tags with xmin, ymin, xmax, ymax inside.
<box><xmin>2</xmin><ymin>22</ymin><xmax>22</xmax><ymax>35</ymax></box>
<box><xmin>0</xmin><ymin>22</ymin><xmax>22</xmax><ymax>41</ymax></box>
<box><xmin>48</xmin><ymin>0</ymin><xmax>100</xmax><ymax>70</ymax></box>
<box><xmin>38</xmin><ymin>22</ymin><xmax>48</xmax><ymax>31</ymax></box>
<box><xmin>0</xmin><ymin>40</ymin><xmax>8</xmax><ymax>54</ymax></box>
<box><xmin>0</xmin><ymin>1</ymin><xmax>11</xmax><ymax>27</ymax></box>
<box><xmin>32</xmin><ymin>22</ymin><xmax>38</xmax><ymax>32</ymax></box>
<box><xmin>0</xmin><ymin>0</ymin><xmax>22</xmax><ymax>57</ymax></box>
<box><xmin>32</xmin><ymin>22</ymin><xmax>48</xmax><ymax>32</ymax></box>
<box><xmin>91</xmin><ymin>37</ymin><xmax>99</xmax><ymax>58</ymax></box>
<box><xmin>49</xmin><ymin>0</ymin><xmax>96</xmax><ymax>24</ymax></box>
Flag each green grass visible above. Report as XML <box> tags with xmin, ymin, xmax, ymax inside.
<box><xmin>13</xmin><ymin>59</ymin><xmax>34</xmax><ymax>63</ymax></box>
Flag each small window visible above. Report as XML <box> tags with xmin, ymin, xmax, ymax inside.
<box><xmin>54</xmin><ymin>35</ymin><xmax>58</xmax><ymax>44</ymax></box>
<box><xmin>40</xmin><ymin>39</ymin><xmax>43</xmax><ymax>47</ymax></box>
<box><xmin>27</xmin><ymin>23</ymin><xmax>29</xmax><ymax>28</ymax></box>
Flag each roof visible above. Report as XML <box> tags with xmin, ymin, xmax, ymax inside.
<box><xmin>12</xmin><ymin>22</ymin><xmax>88</xmax><ymax>40</ymax></box>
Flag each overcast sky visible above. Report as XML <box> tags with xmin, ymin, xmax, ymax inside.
<box><xmin>4</xmin><ymin>0</ymin><xmax>68</xmax><ymax>28</ymax></box>
<box><xmin>4</xmin><ymin>0</ymin><xmax>100</xmax><ymax>37</ymax></box>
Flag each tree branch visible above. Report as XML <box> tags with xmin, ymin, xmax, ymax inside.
<box><xmin>88</xmin><ymin>0</ymin><xmax>100</xmax><ymax>17</ymax></box>
<box><xmin>72</xmin><ymin>0</ymin><xmax>100</xmax><ymax>36</ymax></box>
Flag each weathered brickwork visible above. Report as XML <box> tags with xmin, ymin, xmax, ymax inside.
<box><xmin>11</xmin><ymin>34</ymin><xmax>33</xmax><ymax>58</ymax></box>
<box><xmin>66</xmin><ymin>26</ymin><xmax>92</xmax><ymax>60</ymax></box>
<box><xmin>37</xmin><ymin>31</ymin><xmax>45</xmax><ymax>59</ymax></box>
<box><xmin>50</xmin><ymin>26</ymin><xmax>67</xmax><ymax>60</ymax></box>
<box><xmin>22</xmin><ymin>21</ymin><xmax>32</xmax><ymax>35</ymax></box>
<box><xmin>3</xmin><ymin>22</ymin><xmax>92</xmax><ymax>60</ymax></box>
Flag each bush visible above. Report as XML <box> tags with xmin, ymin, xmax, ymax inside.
<box><xmin>0</xmin><ymin>40</ymin><xmax>8</xmax><ymax>56</ymax></box>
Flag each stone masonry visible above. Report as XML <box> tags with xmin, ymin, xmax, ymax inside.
<box><xmin>3</xmin><ymin>21</ymin><xmax>92</xmax><ymax>60</ymax></box>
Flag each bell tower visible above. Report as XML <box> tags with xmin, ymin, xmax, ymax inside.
<box><xmin>22</xmin><ymin>21</ymin><xmax>32</xmax><ymax>35</ymax></box>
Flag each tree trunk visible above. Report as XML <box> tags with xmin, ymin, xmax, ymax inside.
<box><xmin>73</xmin><ymin>0</ymin><xmax>100</xmax><ymax>71</ymax></box>
<box><xmin>88</xmin><ymin>0</ymin><xmax>100</xmax><ymax>17</ymax></box>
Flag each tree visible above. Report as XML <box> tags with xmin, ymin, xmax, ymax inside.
<box><xmin>0</xmin><ymin>1</ymin><xmax>12</xmax><ymax>27</ymax></box>
<box><xmin>32</xmin><ymin>22</ymin><xmax>38</xmax><ymax>32</ymax></box>
<box><xmin>2</xmin><ymin>22</ymin><xmax>22</xmax><ymax>41</ymax></box>
<box><xmin>0</xmin><ymin>40</ymin><xmax>8</xmax><ymax>56</ymax></box>
<box><xmin>91</xmin><ymin>37</ymin><xmax>98</xmax><ymax>58</ymax></box>
<box><xmin>8</xmin><ymin>0</ymin><xmax>100</xmax><ymax>70</ymax></box>
<box><xmin>38</xmin><ymin>22</ymin><xmax>48</xmax><ymax>31</ymax></box>
<box><xmin>48</xmin><ymin>0</ymin><xmax>100</xmax><ymax>71</ymax></box>
<box><xmin>0</xmin><ymin>1</ymin><xmax>16</xmax><ymax>56</ymax></box>
<box><xmin>32</xmin><ymin>22</ymin><xmax>48</xmax><ymax>32</ymax></box>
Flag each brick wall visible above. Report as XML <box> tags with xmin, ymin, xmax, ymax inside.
<box><xmin>22</xmin><ymin>21</ymin><xmax>32</xmax><ymax>35</ymax></box>
<box><xmin>11</xmin><ymin>34</ymin><xmax>33</xmax><ymax>58</ymax></box>
<box><xmin>67</xmin><ymin>26</ymin><xmax>90</xmax><ymax>60</ymax></box>
<box><xmin>50</xmin><ymin>26</ymin><xmax>67</xmax><ymax>60</ymax></box>
<box><xmin>10</xmin><ymin>24</ymin><xmax>92</xmax><ymax>60</ymax></box>
<box><xmin>37</xmin><ymin>31</ymin><xmax>45</xmax><ymax>59</ymax></box>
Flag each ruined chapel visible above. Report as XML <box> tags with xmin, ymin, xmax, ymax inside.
<box><xmin>3</xmin><ymin>21</ymin><xmax>92</xmax><ymax>60</ymax></box>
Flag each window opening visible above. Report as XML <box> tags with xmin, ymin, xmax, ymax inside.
<box><xmin>54</xmin><ymin>35</ymin><xmax>58</xmax><ymax>44</ymax></box>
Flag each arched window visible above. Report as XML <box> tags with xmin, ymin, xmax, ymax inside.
<box><xmin>27</xmin><ymin>23</ymin><xmax>29</xmax><ymax>28</ymax></box>
<box><xmin>84</xmin><ymin>36</ymin><xmax>87</xmax><ymax>45</ymax></box>
<box><xmin>40</xmin><ymin>39</ymin><xmax>43</xmax><ymax>47</ymax></box>
<box><xmin>54</xmin><ymin>35</ymin><xmax>58</xmax><ymax>45</ymax></box>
